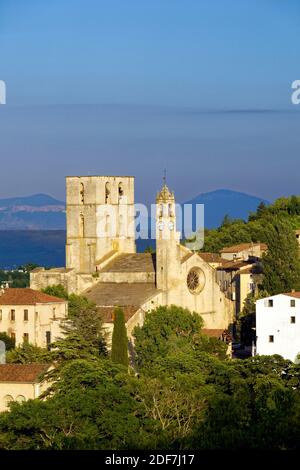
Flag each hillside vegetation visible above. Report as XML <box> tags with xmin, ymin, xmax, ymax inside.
<box><xmin>202</xmin><ymin>196</ymin><xmax>300</xmax><ymax>253</ymax></box>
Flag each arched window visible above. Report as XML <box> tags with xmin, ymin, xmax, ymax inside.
<box><xmin>80</xmin><ymin>182</ymin><xmax>85</xmax><ymax>203</ymax></box>
<box><xmin>3</xmin><ymin>395</ymin><xmax>13</xmax><ymax>408</ymax></box>
<box><xmin>158</xmin><ymin>204</ymin><xmax>163</xmax><ymax>218</ymax></box>
<box><xmin>168</xmin><ymin>203</ymin><xmax>173</xmax><ymax>217</ymax></box>
<box><xmin>105</xmin><ymin>182</ymin><xmax>111</xmax><ymax>204</ymax></box>
<box><xmin>16</xmin><ymin>395</ymin><xmax>26</xmax><ymax>404</ymax></box>
<box><xmin>118</xmin><ymin>182</ymin><xmax>124</xmax><ymax>197</ymax></box>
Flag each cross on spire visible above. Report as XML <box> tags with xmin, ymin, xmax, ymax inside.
<box><xmin>163</xmin><ymin>168</ymin><xmax>167</xmax><ymax>186</ymax></box>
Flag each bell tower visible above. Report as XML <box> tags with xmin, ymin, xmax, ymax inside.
<box><xmin>66</xmin><ymin>175</ymin><xmax>135</xmax><ymax>273</ymax></box>
<box><xmin>156</xmin><ymin>181</ymin><xmax>181</xmax><ymax>299</ymax></box>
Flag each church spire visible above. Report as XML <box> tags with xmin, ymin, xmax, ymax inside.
<box><xmin>156</xmin><ymin>171</ymin><xmax>175</xmax><ymax>203</ymax></box>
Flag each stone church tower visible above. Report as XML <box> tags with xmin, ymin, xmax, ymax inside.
<box><xmin>156</xmin><ymin>184</ymin><xmax>181</xmax><ymax>303</ymax></box>
<box><xmin>31</xmin><ymin>174</ymin><xmax>234</xmax><ymax>338</ymax></box>
<box><xmin>66</xmin><ymin>176</ymin><xmax>135</xmax><ymax>273</ymax></box>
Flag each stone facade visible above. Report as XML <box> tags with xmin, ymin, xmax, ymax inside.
<box><xmin>66</xmin><ymin>175</ymin><xmax>135</xmax><ymax>273</ymax></box>
<box><xmin>30</xmin><ymin>176</ymin><xmax>234</xmax><ymax>337</ymax></box>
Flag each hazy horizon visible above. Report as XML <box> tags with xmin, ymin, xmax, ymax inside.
<box><xmin>0</xmin><ymin>1</ymin><xmax>299</xmax><ymax>204</ymax></box>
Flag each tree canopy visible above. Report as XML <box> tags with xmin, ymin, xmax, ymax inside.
<box><xmin>0</xmin><ymin>304</ymin><xmax>299</xmax><ymax>449</ymax></box>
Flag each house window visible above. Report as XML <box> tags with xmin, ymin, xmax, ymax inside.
<box><xmin>268</xmin><ymin>299</ymin><xmax>273</xmax><ymax>308</ymax></box>
<box><xmin>10</xmin><ymin>332</ymin><xmax>16</xmax><ymax>343</ymax></box>
<box><xmin>10</xmin><ymin>309</ymin><xmax>15</xmax><ymax>321</ymax></box>
<box><xmin>46</xmin><ymin>331</ymin><xmax>51</xmax><ymax>350</ymax></box>
<box><xmin>52</xmin><ymin>307</ymin><xmax>56</xmax><ymax>319</ymax></box>
<box><xmin>269</xmin><ymin>335</ymin><xmax>274</xmax><ymax>343</ymax></box>
<box><xmin>16</xmin><ymin>395</ymin><xmax>26</xmax><ymax>403</ymax></box>
<box><xmin>23</xmin><ymin>333</ymin><xmax>29</xmax><ymax>343</ymax></box>
<box><xmin>291</xmin><ymin>299</ymin><xmax>296</xmax><ymax>308</ymax></box>
<box><xmin>0</xmin><ymin>309</ymin><xmax>2</xmax><ymax>321</ymax></box>
<box><xmin>24</xmin><ymin>309</ymin><xmax>28</xmax><ymax>321</ymax></box>
<box><xmin>291</xmin><ymin>316</ymin><xmax>296</xmax><ymax>324</ymax></box>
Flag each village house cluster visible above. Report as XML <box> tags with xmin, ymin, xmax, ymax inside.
<box><xmin>0</xmin><ymin>175</ymin><xmax>300</xmax><ymax>410</ymax></box>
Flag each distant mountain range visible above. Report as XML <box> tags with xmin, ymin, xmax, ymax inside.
<box><xmin>0</xmin><ymin>189</ymin><xmax>269</xmax><ymax>268</ymax></box>
<box><xmin>0</xmin><ymin>189</ymin><xmax>268</xmax><ymax>231</ymax></box>
<box><xmin>0</xmin><ymin>194</ymin><xmax>65</xmax><ymax>230</ymax></box>
<box><xmin>185</xmin><ymin>189</ymin><xmax>269</xmax><ymax>229</ymax></box>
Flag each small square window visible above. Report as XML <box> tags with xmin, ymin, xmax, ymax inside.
<box><xmin>269</xmin><ymin>335</ymin><xmax>274</xmax><ymax>343</ymax></box>
<box><xmin>291</xmin><ymin>316</ymin><xmax>296</xmax><ymax>324</ymax></box>
<box><xmin>291</xmin><ymin>300</ymin><xmax>296</xmax><ymax>308</ymax></box>
<box><xmin>23</xmin><ymin>333</ymin><xmax>29</xmax><ymax>343</ymax></box>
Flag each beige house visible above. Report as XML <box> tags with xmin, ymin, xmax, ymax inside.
<box><xmin>0</xmin><ymin>364</ymin><xmax>50</xmax><ymax>412</ymax></box>
<box><xmin>220</xmin><ymin>243</ymin><xmax>267</xmax><ymax>261</ymax></box>
<box><xmin>216</xmin><ymin>259</ymin><xmax>263</xmax><ymax>318</ymax></box>
<box><xmin>31</xmin><ymin>176</ymin><xmax>234</xmax><ymax>340</ymax></box>
<box><xmin>0</xmin><ymin>288</ymin><xmax>68</xmax><ymax>348</ymax></box>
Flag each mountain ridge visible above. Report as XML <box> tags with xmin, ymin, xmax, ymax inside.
<box><xmin>0</xmin><ymin>189</ymin><xmax>269</xmax><ymax>231</ymax></box>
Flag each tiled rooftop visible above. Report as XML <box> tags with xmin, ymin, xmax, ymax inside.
<box><xmin>0</xmin><ymin>288</ymin><xmax>66</xmax><ymax>305</ymax></box>
<box><xmin>0</xmin><ymin>364</ymin><xmax>50</xmax><ymax>383</ymax></box>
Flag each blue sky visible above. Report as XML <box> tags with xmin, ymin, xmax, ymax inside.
<box><xmin>0</xmin><ymin>0</ymin><xmax>299</xmax><ymax>203</ymax></box>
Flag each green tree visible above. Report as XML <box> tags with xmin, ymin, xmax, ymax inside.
<box><xmin>6</xmin><ymin>343</ymin><xmax>48</xmax><ymax>364</ymax></box>
<box><xmin>42</xmin><ymin>284</ymin><xmax>68</xmax><ymax>300</ymax></box>
<box><xmin>111</xmin><ymin>308</ymin><xmax>129</xmax><ymax>367</ymax></box>
<box><xmin>0</xmin><ymin>332</ymin><xmax>15</xmax><ymax>351</ymax></box>
<box><xmin>289</xmin><ymin>195</ymin><xmax>300</xmax><ymax>216</ymax></box>
<box><xmin>144</xmin><ymin>245</ymin><xmax>155</xmax><ymax>254</ymax></box>
<box><xmin>262</xmin><ymin>216</ymin><xmax>300</xmax><ymax>295</ymax></box>
<box><xmin>0</xmin><ymin>359</ymin><xmax>156</xmax><ymax>450</ymax></box>
<box><xmin>47</xmin><ymin>302</ymin><xmax>107</xmax><ymax>380</ymax></box>
<box><xmin>134</xmin><ymin>305</ymin><xmax>203</xmax><ymax>369</ymax></box>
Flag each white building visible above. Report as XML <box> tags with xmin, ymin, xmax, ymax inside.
<box><xmin>256</xmin><ymin>292</ymin><xmax>300</xmax><ymax>362</ymax></box>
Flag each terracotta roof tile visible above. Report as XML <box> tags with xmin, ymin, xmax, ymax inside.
<box><xmin>283</xmin><ymin>292</ymin><xmax>300</xmax><ymax>299</ymax></box>
<box><xmin>98</xmin><ymin>306</ymin><xmax>140</xmax><ymax>323</ymax></box>
<box><xmin>217</xmin><ymin>260</ymin><xmax>253</xmax><ymax>271</ymax></box>
<box><xmin>202</xmin><ymin>329</ymin><xmax>232</xmax><ymax>342</ymax></box>
<box><xmin>0</xmin><ymin>288</ymin><xmax>66</xmax><ymax>305</ymax></box>
<box><xmin>220</xmin><ymin>243</ymin><xmax>267</xmax><ymax>253</ymax></box>
<box><xmin>199</xmin><ymin>253</ymin><xmax>222</xmax><ymax>263</ymax></box>
<box><xmin>84</xmin><ymin>282</ymin><xmax>158</xmax><ymax>309</ymax></box>
<box><xmin>100</xmin><ymin>253</ymin><xmax>156</xmax><ymax>273</ymax></box>
<box><xmin>202</xmin><ymin>329</ymin><xmax>225</xmax><ymax>338</ymax></box>
<box><xmin>0</xmin><ymin>364</ymin><xmax>50</xmax><ymax>383</ymax></box>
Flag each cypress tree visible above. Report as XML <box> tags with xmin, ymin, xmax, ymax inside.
<box><xmin>111</xmin><ymin>307</ymin><xmax>129</xmax><ymax>367</ymax></box>
<box><xmin>262</xmin><ymin>215</ymin><xmax>300</xmax><ymax>295</ymax></box>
